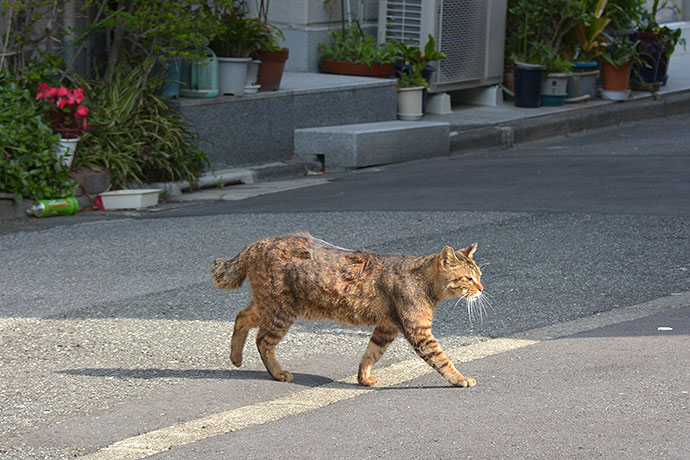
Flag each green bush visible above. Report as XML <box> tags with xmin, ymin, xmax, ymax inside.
<box><xmin>73</xmin><ymin>59</ymin><xmax>209</xmax><ymax>189</ymax></box>
<box><xmin>319</xmin><ymin>20</ymin><xmax>398</xmax><ymax>65</ymax></box>
<box><xmin>0</xmin><ymin>83</ymin><xmax>77</xmax><ymax>201</ymax></box>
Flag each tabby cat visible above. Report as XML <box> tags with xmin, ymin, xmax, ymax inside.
<box><xmin>212</xmin><ymin>232</ymin><xmax>484</xmax><ymax>387</ymax></box>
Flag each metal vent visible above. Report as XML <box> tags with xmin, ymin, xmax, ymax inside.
<box><xmin>382</xmin><ymin>0</ymin><xmax>424</xmax><ymax>44</ymax></box>
<box><xmin>433</xmin><ymin>0</ymin><xmax>487</xmax><ymax>86</ymax></box>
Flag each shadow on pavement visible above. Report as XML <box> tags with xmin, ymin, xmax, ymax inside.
<box><xmin>57</xmin><ymin>367</ymin><xmax>334</xmax><ymax>387</ymax></box>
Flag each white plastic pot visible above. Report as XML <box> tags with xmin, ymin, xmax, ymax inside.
<box><xmin>397</xmin><ymin>86</ymin><xmax>424</xmax><ymax>121</ymax></box>
<box><xmin>55</xmin><ymin>137</ymin><xmax>79</xmax><ymax>167</ymax></box>
<box><xmin>217</xmin><ymin>57</ymin><xmax>251</xmax><ymax>96</ymax></box>
<box><xmin>100</xmin><ymin>189</ymin><xmax>161</xmax><ymax>210</ymax></box>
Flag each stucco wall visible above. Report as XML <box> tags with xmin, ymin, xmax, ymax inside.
<box><xmin>262</xmin><ymin>0</ymin><xmax>379</xmax><ymax>72</ymax></box>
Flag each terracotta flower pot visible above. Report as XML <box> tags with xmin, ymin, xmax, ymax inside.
<box><xmin>601</xmin><ymin>61</ymin><xmax>632</xmax><ymax>101</ymax></box>
<box><xmin>320</xmin><ymin>59</ymin><xmax>394</xmax><ymax>78</ymax></box>
<box><xmin>256</xmin><ymin>48</ymin><xmax>289</xmax><ymax>92</ymax></box>
<box><xmin>601</xmin><ymin>61</ymin><xmax>632</xmax><ymax>91</ymax></box>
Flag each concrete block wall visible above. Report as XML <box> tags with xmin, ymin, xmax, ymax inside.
<box><xmin>175</xmin><ymin>74</ymin><xmax>397</xmax><ymax>170</ymax></box>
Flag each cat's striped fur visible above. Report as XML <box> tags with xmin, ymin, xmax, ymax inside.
<box><xmin>212</xmin><ymin>232</ymin><xmax>483</xmax><ymax>387</ymax></box>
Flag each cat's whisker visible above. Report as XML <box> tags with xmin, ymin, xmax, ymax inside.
<box><xmin>478</xmin><ymin>292</ymin><xmax>495</xmax><ymax>315</ymax></box>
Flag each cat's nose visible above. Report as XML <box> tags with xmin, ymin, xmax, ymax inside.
<box><xmin>476</xmin><ymin>281</ymin><xmax>484</xmax><ymax>292</ymax></box>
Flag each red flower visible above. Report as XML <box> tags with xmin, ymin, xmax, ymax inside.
<box><xmin>36</xmin><ymin>83</ymin><xmax>89</xmax><ymax>137</ymax></box>
<box><xmin>75</xmin><ymin>105</ymin><xmax>89</xmax><ymax>118</ymax></box>
<box><xmin>73</xmin><ymin>87</ymin><xmax>84</xmax><ymax>102</ymax></box>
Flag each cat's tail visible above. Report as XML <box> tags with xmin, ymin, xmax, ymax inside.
<box><xmin>212</xmin><ymin>246</ymin><xmax>251</xmax><ymax>290</ymax></box>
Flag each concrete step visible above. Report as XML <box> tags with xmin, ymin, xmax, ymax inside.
<box><xmin>294</xmin><ymin>120</ymin><xmax>450</xmax><ymax>169</ymax></box>
<box><xmin>175</xmin><ymin>72</ymin><xmax>397</xmax><ymax>170</ymax></box>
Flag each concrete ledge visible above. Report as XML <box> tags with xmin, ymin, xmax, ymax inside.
<box><xmin>294</xmin><ymin>121</ymin><xmax>450</xmax><ymax>169</ymax></box>
<box><xmin>150</xmin><ymin>160</ymin><xmax>321</xmax><ymax>198</ymax></box>
<box><xmin>448</xmin><ymin>88</ymin><xmax>690</xmax><ymax>154</ymax></box>
<box><xmin>175</xmin><ymin>72</ymin><xmax>397</xmax><ymax>170</ymax></box>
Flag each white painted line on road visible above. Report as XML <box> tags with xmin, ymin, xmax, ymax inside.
<box><xmin>78</xmin><ymin>291</ymin><xmax>690</xmax><ymax>459</ymax></box>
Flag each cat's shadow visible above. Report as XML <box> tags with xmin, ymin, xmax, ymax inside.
<box><xmin>58</xmin><ymin>368</ymin><xmax>332</xmax><ymax>387</ymax></box>
<box><xmin>58</xmin><ymin>367</ymin><xmax>448</xmax><ymax>390</ymax></box>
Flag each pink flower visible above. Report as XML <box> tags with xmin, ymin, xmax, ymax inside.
<box><xmin>75</xmin><ymin>105</ymin><xmax>89</xmax><ymax>118</ymax></box>
<box><xmin>56</xmin><ymin>97</ymin><xmax>67</xmax><ymax>109</ymax></box>
<box><xmin>82</xmin><ymin>119</ymin><xmax>88</xmax><ymax>131</ymax></box>
<box><xmin>56</xmin><ymin>86</ymin><xmax>69</xmax><ymax>97</ymax></box>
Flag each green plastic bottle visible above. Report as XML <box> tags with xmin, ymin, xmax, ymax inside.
<box><xmin>26</xmin><ymin>198</ymin><xmax>79</xmax><ymax>217</ymax></box>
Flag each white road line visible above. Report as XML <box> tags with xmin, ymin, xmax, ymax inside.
<box><xmin>79</xmin><ymin>291</ymin><xmax>690</xmax><ymax>459</ymax></box>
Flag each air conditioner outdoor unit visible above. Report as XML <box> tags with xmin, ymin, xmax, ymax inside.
<box><xmin>378</xmin><ymin>0</ymin><xmax>507</xmax><ymax>93</ymax></box>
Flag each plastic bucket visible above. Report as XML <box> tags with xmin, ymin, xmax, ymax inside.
<box><xmin>513</xmin><ymin>63</ymin><xmax>545</xmax><ymax>107</ymax></box>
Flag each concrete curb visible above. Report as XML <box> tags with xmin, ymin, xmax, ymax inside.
<box><xmin>149</xmin><ymin>161</ymin><xmax>322</xmax><ymax>199</ymax></box>
<box><xmin>449</xmin><ymin>89</ymin><xmax>690</xmax><ymax>154</ymax></box>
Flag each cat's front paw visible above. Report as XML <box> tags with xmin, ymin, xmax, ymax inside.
<box><xmin>230</xmin><ymin>353</ymin><xmax>242</xmax><ymax>367</ymax></box>
<box><xmin>358</xmin><ymin>375</ymin><xmax>378</xmax><ymax>387</ymax></box>
<box><xmin>449</xmin><ymin>374</ymin><xmax>476</xmax><ymax>388</ymax></box>
<box><xmin>273</xmin><ymin>370</ymin><xmax>293</xmax><ymax>383</ymax></box>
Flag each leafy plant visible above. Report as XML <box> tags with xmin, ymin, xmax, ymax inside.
<box><xmin>82</xmin><ymin>0</ymin><xmax>236</xmax><ymax>83</ymax></box>
<box><xmin>600</xmin><ymin>33</ymin><xmax>640</xmax><ymax>67</ymax></box>
<box><xmin>251</xmin><ymin>20</ymin><xmax>284</xmax><ymax>55</ymax></box>
<box><xmin>393</xmin><ymin>36</ymin><xmax>446</xmax><ymax>88</ymax></box>
<box><xmin>0</xmin><ymin>83</ymin><xmax>77</xmax><ymax>201</ymax></box>
<box><xmin>545</xmin><ymin>54</ymin><xmax>573</xmax><ymax>74</ymax></box>
<box><xmin>208</xmin><ymin>2</ymin><xmax>262</xmax><ymax>57</ymax></box>
<box><xmin>606</xmin><ymin>0</ymin><xmax>645</xmax><ymax>31</ymax></box>
<box><xmin>73</xmin><ymin>58</ymin><xmax>209</xmax><ymax>189</ymax></box>
<box><xmin>318</xmin><ymin>20</ymin><xmax>398</xmax><ymax>65</ymax></box>
<box><xmin>567</xmin><ymin>0</ymin><xmax>612</xmax><ymax>61</ymax></box>
<box><xmin>506</xmin><ymin>0</ymin><xmax>588</xmax><ymax>64</ymax></box>
<box><xmin>0</xmin><ymin>0</ymin><xmax>69</xmax><ymax>81</ymax></box>
<box><xmin>635</xmin><ymin>0</ymin><xmax>685</xmax><ymax>58</ymax></box>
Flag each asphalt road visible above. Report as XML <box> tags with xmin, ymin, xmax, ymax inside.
<box><xmin>1</xmin><ymin>116</ymin><xmax>689</xmax><ymax>459</ymax></box>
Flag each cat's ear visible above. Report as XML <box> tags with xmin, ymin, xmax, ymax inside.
<box><xmin>457</xmin><ymin>243</ymin><xmax>477</xmax><ymax>259</ymax></box>
<box><xmin>438</xmin><ymin>246</ymin><xmax>460</xmax><ymax>271</ymax></box>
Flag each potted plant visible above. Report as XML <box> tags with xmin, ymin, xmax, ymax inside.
<box><xmin>631</xmin><ymin>0</ymin><xmax>685</xmax><ymax>88</ymax></box>
<box><xmin>599</xmin><ymin>33</ymin><xmax>640</xmax><ymax>100</ymax></box>
<box><xmin>251</xmin><ymin>7</ymin><xmax>288</xmax><ymax>92</ymax></box>
<box><xmin>561</xmin><ymin>0</ymin><xmax>611</xmax><ymax>100</ymax></box>
<box><xmin>506</xmin><ymin>0</ymin><xmax>591</xmax><ymax>107</ymax></box>
<box><xmin>541</xmin><ymin>55</ymin><xmax>572</xmax><ymax>106</ymax></box>
<box><xmin>510</xmin><ymin>41</ymin><xmax>549</xmax><ymax>107</ymax></box>
<box><xmin>505</xmin><ymin>3</ymin><xmax>549</xmax><ymax>107</ymax></box>
<box><xmin>396</xmin><ymin>66</ymin><xmax>427</xmax><ymax>121</ymax></box>
<box><xmin>318</xmin><ymin>20</ymin><xmax>398</xmax><ymax>78</ymax></box>
<box><xmin>35</xmin><ymin>83</ymin><xmax>89</xmax><ymax>167</ymax></box>
<box><xmin>393</xmin><ymin>36</ymin><xmax>446</xmax><ymax>113</ymax></box>
<box><xmin>208</xmin><ymin>3</ymin><xmax>257</xmax><ymax>96</ymax></box>
<box><xmin>1</xmin><ymin>83</ymin><xmax>77</xmax><ymax>204</ymax></box>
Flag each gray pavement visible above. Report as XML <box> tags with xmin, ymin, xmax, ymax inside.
<box><xmin>1</xmin><ymin>58</ymin><xmax>690</xmax><ymax>459</ymax></box>
<box><xmin>143</xmin><ymin>304</ymin><xmax>690</xmax><ymax>460</ymax></box>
